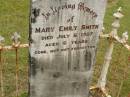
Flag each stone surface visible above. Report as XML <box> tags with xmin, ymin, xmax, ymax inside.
<box><xmin>29</xmin><ymin>0</ymin><xmax>107</xmax><ymax>97</ymax></box>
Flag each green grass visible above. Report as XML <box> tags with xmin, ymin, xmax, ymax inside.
<box><xmin>0</xmin><ymin>0</ymin><xmax>130</xmax><ymax>97</ymax></box>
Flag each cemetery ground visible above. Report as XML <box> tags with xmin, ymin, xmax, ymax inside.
<box><xmin>0</xmin><ymin>0</ymin><xmax>130</xmax><ymax>97</ymax></box>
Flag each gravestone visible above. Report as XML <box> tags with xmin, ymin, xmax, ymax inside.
<box><xmin>29</xmin><ymin>0</ymin><xmax>107</xmax><ymax>97</ymax></box>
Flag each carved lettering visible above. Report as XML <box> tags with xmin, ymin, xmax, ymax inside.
<box><xmin>45</xmin><ymin>42</ymin><xmax>59</xmax><ymax>47</ymax></box>
<box><xmin>72</xmin><ymin>39</ymin><xmax>88</xmax><ymax>44</ymax></box>
<box><xmin>57</xmin><ymin>34</ymin><xmax>70</xmax><ymax>39</ymax></box>
<box><xmin>35</xmin><ymin>27</ymin><xmax>55</xmax><ymax>33</ymax></box>
<box><xmin>59</xmin><ymin>26</ymin><xmax>78</xmax><ymax>31</ymax></box>
<box><xmin>78</xmin><ymin>2</ymin><xmax>98</xmax><ymax>18</ymax></box>
<box><xmin>81</xmin><ymin>25</ymin><xmax>99</xmax><ymax>30</ymax></box>
<box><xmin>41</xmin><ymin>36</ymin><xmax>53</xmax><ymax>40</ymax></box>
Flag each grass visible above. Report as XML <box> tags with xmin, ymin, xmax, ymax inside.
<box><xmin>0</xmin><ymin>0</ymin><xmax>130</xmax><ymax>97</ymax></box>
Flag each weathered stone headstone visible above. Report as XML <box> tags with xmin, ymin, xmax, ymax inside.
<box><xmin>29</xmin><ymin>0</ymin><xmax>107</xmax><ymax>97</ymax></box>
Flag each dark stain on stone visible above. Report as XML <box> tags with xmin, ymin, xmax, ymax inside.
<box><xmin>72</xmin><ymin>82</ymin><xmax>80</xmax><ymax>90</ymax></box>
<box><xmin>67</xmin><ymin>53</ymin><xmax>71</xmax><ymax>71</ymax></box>
<box><xmin>31</xmin><ymin>8</ymin><xmax>40</xmax><ymax>23</ymax></box>
<box><xmin>83</xmin><ymin>79</ymin><xmax>88</xmax><ymax>85</ymax></box>
<box><xmin>72</xmin><ymin>82</ymin><xmax>77</xmax><ymax>87</ymax></box>
<box><xmin>74</xmin><ymin>57</ymin><xmax>80</xmax><ymax>71</ymax></box>
<box><xmin>84</xmin><ymin>51</ymin><xmax>92</xmax><ymax>71</ymax></box>
<box><xmin>53</xmin><ymin>72</ymin><xmax>62</xmax><ymax>78</ymax></box>
<box><xmin>30</xmin><ymin>57</ymin><xmax>37</xmax><ymax>76</ymax></box>
<box><xmin>41</xmin><ymin>66</ymin><xmax>44</xmax><ymax>73</ymax></box>
<box><xmin>29</xmin><ymin>38</ymin><xmax>34</xmax><ymax>44</ymax></box>
<box><xmin>30</xmin><ymin>85</ymin><xmax>36</xmax><ymax>97</ymax></box>
<box><xmin>73</xmin><ymin>66</ymin><xmax>79</xmax><ymax>71</ymax></box>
